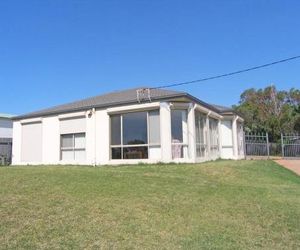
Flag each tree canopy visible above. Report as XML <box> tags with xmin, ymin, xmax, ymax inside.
<box><xmin>233</xmin><ymin>85</ymin><xmax>300</xmax><ymax>141</ymax></box>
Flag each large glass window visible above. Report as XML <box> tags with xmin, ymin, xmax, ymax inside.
<box><xmin>61</xmin><ymin>133</ymin><xmax>86</xmax><ymax>161</ymax></box>
<box><xmin>110</xmin><ymin>110</ymin><xmax>160</xmax><ymax>159</ymax></box>
<box><xmin>209</xmin><ymin>118</ymin><xmax>219</xmax><ymax>157</ymax></box>
<box><xmin>195</xmin><ymin>112</ymin><xmax>207</xmax><ymax>157</ymax></box>
<box><xmin>171</xmin><ymin>109</ymin><xmax>188</xmax><ymax>159</ymax></box>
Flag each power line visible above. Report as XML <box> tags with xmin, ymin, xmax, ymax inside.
<box><xmin>151</xmin><ymin>55</ymin><xmax>300</xmax><ymax>89</ymax></box>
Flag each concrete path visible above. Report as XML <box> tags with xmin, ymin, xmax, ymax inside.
<box><xmin>274</xmin><ymin>160</ymin><xmax>300</xmax><ymax>176</ymax></box>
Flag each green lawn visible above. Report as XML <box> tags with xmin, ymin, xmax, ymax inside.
<box><xmin>0</xmin><ymin>161</ymin><xmax>299</xmax><ymax>249</ymax></box>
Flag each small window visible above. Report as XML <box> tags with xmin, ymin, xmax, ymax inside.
<box><xmin>61</xmin><ymin>133</ymin><xmax>86</xmax><ymax>161</ymax></box>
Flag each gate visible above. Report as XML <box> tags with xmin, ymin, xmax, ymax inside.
<box><xmin>281</xmin><ymin>134</ymin><xmax>300</xmax><ymax>158</ymax></box>
<box><xmin>0</xmin><ymin>138</ymin><xmax>12</xmax><ymax>165</ymax></box>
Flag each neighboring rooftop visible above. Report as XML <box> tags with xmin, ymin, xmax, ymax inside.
<box><xmin>14</xmin><ymin>87</ymin><xmax>234</xmax><ymax>120</ymax></box>
<box><xmin>0</xmin><ymin>113</ymin><xmax>14</xmax><ymax>119</ymax></box>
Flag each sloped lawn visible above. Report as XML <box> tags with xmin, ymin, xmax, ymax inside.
<box><xmin>0</xmin><ymin>160</ymin><xmax>299</xmax><ymax>249</ymax></box>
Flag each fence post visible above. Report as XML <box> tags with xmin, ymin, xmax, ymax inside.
<box><xmin>266</xmin><ymin>132</ymin><xmax>270</xmax><ymax>159</ymax></box>
<box><xmin>281</xmin><ymin>133</ymin><xmax>284</xmax><ymax>158</ymax></box>
<box><xmin>243</xmin><ymin>132</ymin><xmax>246</xmax><ymax>159</ymax></box>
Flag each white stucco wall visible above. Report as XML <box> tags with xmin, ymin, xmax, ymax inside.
<box><xmin>221</xmin><ymin>120</ymin><xmax>234</xmax><ymax>159</ymax></box>
<box><xmin>220</xmin><ymin>116</ymin><xmax>245</xmax><ymax>160</ymax></box>
<box><xmin>0</xmin><ymin>118</ymin><xmax>13</xmax><ymax>138</ymax></box>
<box><xmin>12</xmin><ymin>101</ymin><xmax>244</xmax><ymax>165</ymax></box>
<box><xmin>12</xmin><ymin>121</ymin><xmax>21</xmax><ymax>164</ymax></box>
<box><xmin>21</xmin><ymin>121</ymin><xmax>43</xmax><ymax>163</ymax></box>
<box><xmin>159</xmin><ymin>102</ymin><xmax>172</xmax><ymax>162</ymax></box>
<box><xmin>42</xmin><ymin>116</ymin><xmax>60</xmax><ymax>164</ymax></box>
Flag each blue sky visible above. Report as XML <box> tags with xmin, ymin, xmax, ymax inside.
<box><xmin>1</xmin><ymin>0</ymin><xmax>300</xmax><ymax>115</ymax></box>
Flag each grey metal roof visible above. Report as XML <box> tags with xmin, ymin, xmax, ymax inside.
<box><xmin>14</xmin><ymin>87</ymin><xmax>234</xmax><ymax>120</ymax></box>
<box><xmin>209</xmin><ymin>104</ymin><xmax>234</xmax><ymax>113</ymax></box>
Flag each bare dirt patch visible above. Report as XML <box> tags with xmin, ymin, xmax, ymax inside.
<box><xmin>274</xmin><ymin>160</ymin><xmax>300</xmax><ymax>175</ymax></box>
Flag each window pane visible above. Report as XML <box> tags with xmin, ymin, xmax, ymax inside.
<box><xmin>61</xmin><ymin>134</ymin><xmax>73</xmax><ymax>148</ymax></box>
<box><xmin>149</xmin><ymin>110</ymin><xmax>160</xmax><ymax>144</ymax></box>
<box><xmin>61</xmin><ymin>149</ymin><xmax>73</xmax><ymax>160</ymax></box>
<box><xmin>111</xmin><ymin>115</ymin><xmax>121</xmax><ymax>145</ymax></box>
<box><xmin>123</xmin><ymin>112</ymin><xmax>147</xmax><ymax>145</ymax></box>
<box><xmin>196</xmin><ymin>144</ymin><xmax>206</xmax><ymax>157</ymax></box>
<box><xmin>172</xmin><ymin>144</ymin><xmax>183</xmax><ymax>158</ymax></box>
<box><xmin>195</xmin><ymin>112</ymin><xmax>206</xmax><ymax>144</ymax></box>
<box><xmin>123</xmin><ymin>147</ymin><xmax>148</xmax><ymax>159</ymax></box>
<box><xmin>209</xmin><ymin>118</ymin><xmax>219</xmax><ymax>156</ymax></box>
<box><xmin>74</xmin><ymin>149</ymin><xmax>86</xmax><ymax>161</ymax></box>
<box><xmin>74</xmin><ymin>133</ymin><xmax>85</xmax><ymax>149</ymax></box>
<box><xmin>111</xmin><ymin>147</ymin><xmax>122</xmax><ymax>159</ymax></box>
<box><xmin>171</xmin><ymin>110</ymin><xmax>186</xmax><ymax>143</ymax></box>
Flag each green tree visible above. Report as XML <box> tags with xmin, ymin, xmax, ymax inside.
<box><xmin>234</xmin><ymin>85</ymin><xmax>300</xmax><ymax>141</ymax></box>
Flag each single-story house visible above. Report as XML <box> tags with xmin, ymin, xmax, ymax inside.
<box><xmin>12</xmin><ymin>88</ymin><xmax>244</xmax><ymax>165</ymax></box>
<box><xmin>0</xmin><ymin>113</ymin><xmax>14</xmax><ymax>164</ymax></box>
<box><xmin>0</xmin><ymin>113</ymin><xmax>13</xmax><ymax>138</ymax></box>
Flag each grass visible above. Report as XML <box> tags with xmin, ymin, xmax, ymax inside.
<box><xmin>0</xmin><ymin>160</ymin><xmax>299</xmax><ymax>249</ymax></box>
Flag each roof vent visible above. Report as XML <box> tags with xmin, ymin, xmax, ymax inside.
<box><xmin>136</xmin><ymin>88</ymin><xmax>152</xmax><ymax>103</ymax></box>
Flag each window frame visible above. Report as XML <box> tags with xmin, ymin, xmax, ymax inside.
<box><xmin>110</xmin><ymin>110</ymin><xmax>161</xmax><ymax>160</ymax></box>
<box><xmin>60</xmin><ymin>133</ymin><xmax>86</xmax><ymax>160</ymax></box>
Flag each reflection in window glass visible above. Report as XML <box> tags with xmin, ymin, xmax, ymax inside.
<box><xmin>111</xmin><ymin>147</ymin><xmax>122</xmax><ymax>159</ymax></box>
<box><xmin>123</xmin><ymin>112</ymin><xmax>147</xmax><ymax>145</ymax></box>
<box><xmin>123</xmin><ymin>147</ymin><xmax>148</xmax><ymax>159</ymax></box>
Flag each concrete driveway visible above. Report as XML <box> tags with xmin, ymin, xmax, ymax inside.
<box><xmin>275</xmin><ymin>159</ymin><xmax>300</xmax><ymax>176</ymax></box>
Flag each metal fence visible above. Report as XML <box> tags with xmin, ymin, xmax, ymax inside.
<box><xmin>244</xmin><ymin>133</ymin><xmax>270</xmax><ymax>157</ymax></box>
<box><xmin>0</xmin><ymin>138</ymin><xmax>12</xmax><ymax>165</ymax></box>
<box><xmin>281</xmin><ymin>134</ymin><xmax>300</xmax><ymax>158</ymax></box>
<box><xmin>245</xmin><ymin>132</ymin><xmax>300</xmax><ymax>158</ymax></box>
